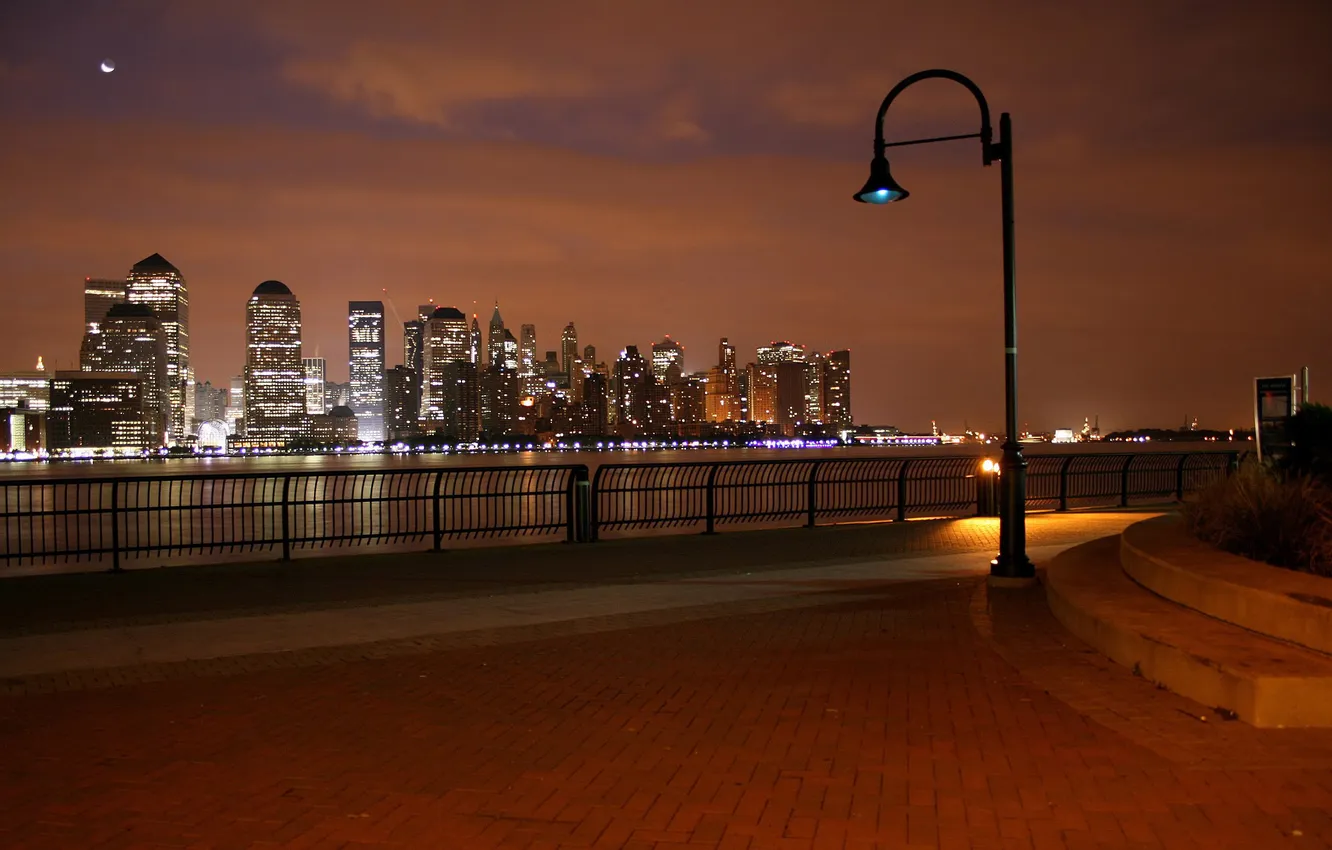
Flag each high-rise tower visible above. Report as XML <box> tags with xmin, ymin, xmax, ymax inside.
<box><xmin>348</xmin><ymin>300</ymin><xmax>385</xmax><ymax>441</ymax></box>
<box><xmin>420</xmin><ymin>306</ymin><xmax>471</xmax><ymax>429</ymax></box>
<box><xmin>823</xmin><ymin>350</ymin><xmax>852</xmax><ymax>432</ymax></box>
<box><xmin>80</xmin><ymin>302</ymin><xmax>169</xmax><ymax>447</ymax></box>
<box><xmin>125</xmin><ymin>253</ymin><xmax>189</xmax><ymax>444</ymax></box>
<box><xmin>651</xmin><ymin>336</ymin><xmax>684</xmax><ymax>384</ymax></box>
<box><xmin>486</xmin><ymin>303</ymin><xmax>505</xmax><ymax>368</ymax></box>
<box><xmin>561</xmin><ymin>323</ymin><xmax>579</xmax><ymax>377</ymax></box>
<box><xmin>83</xmin><ymin>277</ymin><xmax>126</xmax><ymax>334</ymax></box>
<box><xmin>243</xmin><ymin>281</ymin><xmax>305</xmax><ymax>445</ymax></box>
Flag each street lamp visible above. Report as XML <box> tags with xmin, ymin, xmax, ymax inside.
<box><xmin>854</xmin><ymin>68</ymin><xmax>1033</xmax><ymax>581</ymax></box>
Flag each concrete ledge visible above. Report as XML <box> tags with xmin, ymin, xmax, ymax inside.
<box><xmin>1045</xmin><ymin>536</ymin><xmax>1332</xmax><ymax>727</ymax></box>
<box><xmin>1121</xmin><ymin>516</ymin><xmax>1332</xmax><ymax>655</ymax></box>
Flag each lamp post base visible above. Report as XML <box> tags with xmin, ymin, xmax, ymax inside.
<box><xmin>991</xmin><ymin>440</ymin><xmax>1035</xmax><ymax>580</ymax></box>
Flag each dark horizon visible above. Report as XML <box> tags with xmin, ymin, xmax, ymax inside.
<box><xmin>2</xmin><ymin>1</ymin><xmax>1329</xmax><ymax>433</ymax></box>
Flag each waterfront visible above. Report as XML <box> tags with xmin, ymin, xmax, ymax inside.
<box><xmin>0</xmin><ymin>440</ymin><xmax>1246</xmax><ymax>481</ymax></box>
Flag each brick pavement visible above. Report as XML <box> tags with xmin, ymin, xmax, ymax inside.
<box><xmin>2</xmin><ymin>513</ymin><xmax>1331</xmax><ymax>849</ymax></box>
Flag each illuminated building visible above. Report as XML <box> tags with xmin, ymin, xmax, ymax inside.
<box><xmin>503</xmin><ymin>329</ymin><xmax>519</xmax><ymax>371</ymax></box>
<box><xmin>80</xmin><ymin>303</ymin><xmax>169</xmax><ymax>446</ymax></box>
<box><xmin>403</xmin><ymin>319</ymin><xmax>424</xmax><ymax>411</ymax></box>
<box><xmin>486</xmin><ymin>303</ymin><xmax>505</xmax><ymax>368</ymax></box>
<box><xmin>421</xmin><ymin>306</ymin><xmax>473</xmax><ymax>435</ymax></box>
<box><xmin>480</xmin><ymin>367</ymin><xmax>519</xmax><ymax>434</ymax></box>
<box><xmin>348</xmin><ymin>300</ymin><xmax>385</xmax><ymax>441</ymax></box>
<box><xmin>670</xmin><ymin>374</ymin><xmax>706</xmax><ymax>433</ymax></box>
<box><xmin>737</xmin><ymin>367</ymin><xmax>750</xmax><ymax>421</ymax></box>
<box><xmin>83</xmin><ymin>277</ymin><xmax>126</xmax><ymax>334</ymax></box>
<box><xmin>775</xmin><ymin>361</ymin><xmax>810</xmax><ymax>435</ymax></box>
<box><xmin>561</xmin><ymin>323</ymin><xmax>579</xmax><ymax>377</ymax></box>
<box><xmin>383</xmin><ymin>365</ymin><xmax>418</xmax><ymax>441</ymax></box>
<box><xmin>226</xmin><ymin>375</ymin><xmax>244</xmax><ymax>434</ymax></box>
<box><xmin>306</xmin><ymin>405</ymin><xmax>359</xmax><ymax>444</ymax></box>
<box><xmin>704</xmin><ymin>366</ymin><xmax>735</xmax><ymax>422</ymax></box>
<box><xmin>243</xmin><ymin>280</ymin><xmax>305</xmax><ymax>446</ymax></box>
<box><xmin>579</xmin><ymin>372</ymin><xmax>608</xmax><ymax>436</ymax></box>
<box><xmin>0</xmin><ymin>364</ymin><xmax>51</xmax><ymax>412</ymax></box>
<box><xmin>47</xmin><ymin>370</ymin><xmax>146</xmax><ymax>451</ymax></box>
<box><xmin>823</xmin><ymin>350</ymin><xmax>852</xmax><ymax>432</ymax></box>
<box><xmin>805</xmin><ymin>350</ymin><xmax>826</xmax><ymax>422</ymax></box>
<box><xmin>612</xmin><ymin>346</ymin><xmax>652</xmax><ymax>434</ymax></box>
<box><xmin>745</xmin><ymin>363</ymin><xmax>776</xmax><ymax>423</ymax></box>
<box><xmin>302</xmin><ymin>357</ymin><xmax>326</xmax><ymax>414</ymax></box>
<box><xmin>757</xmin><ymin>340</ymin><xmax>805</xmax><ymax>366</ymax></box>
<box><xmin>125</xmin><ymin>253</ymin><xmax>189</xmax><ymax>444</ymax></box>
<box><xmin>519</xmin><ymin>323</ymin><xmax>537</xmax><ymax>374</ymax></box>
<box><xmin>324</xmin><ymin>381</ymin><xmax>350</xmax><ymax>410</ymax></box>
<box><xmin>193</xmin><ymin>380</ymin><xmax>227</xmax><ymax>427</ymax></box>
<box><xmin>2</xmin><ymin>407</ymin><xmax>45</xmax><ymax>453</ymax></box>
<box><xmin>651</xmin><ymin>336</ymin><xmax>684</xmax><ymax>384</ymax></box>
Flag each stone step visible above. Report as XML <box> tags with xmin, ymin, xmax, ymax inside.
<box><xmin>1121</xmin><ymin>515</ymin><xmax>1332</xmax><ymax>655</ymax></box>
<box><xmin>1045</xmin><ymin>535</ymin><xmax>1332</xmax><ymax>728</ymax></box>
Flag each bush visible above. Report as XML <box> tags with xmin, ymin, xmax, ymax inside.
<box><xmin>1284</xmin><ymin>402</ymin><xmax>1332</xmax><ymax>484</ymax></box>
<box><xmin>1185</xmin><ymin>460</ymin><xmax>1332</xmax><ymax>577</ymax></box>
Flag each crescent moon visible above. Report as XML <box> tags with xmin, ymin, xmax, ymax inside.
<box><xmin>100</xmin><ymin>59</ymin><xmax>115</xmax><ymax>73</ymax></box>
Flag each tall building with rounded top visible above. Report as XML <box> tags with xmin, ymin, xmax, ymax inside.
<box><xmin>80</xmin><ymin>302</ymin><xmax>169</xmax><ymax>447</ymax></box>
<box><xmin>244</xmin><ymin>281</ymin><xmax>305</xmax><ymax>445</ymax></box>
<box><xmin>125</xmin><ymin>253</ymin><xmax>189</xmax><ymax>444</ymax></box>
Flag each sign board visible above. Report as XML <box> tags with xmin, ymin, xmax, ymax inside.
<box><xmin>1254</xmin><ymin>375</ymin><xmax>1297</xmax><ymax>461</ymax></box>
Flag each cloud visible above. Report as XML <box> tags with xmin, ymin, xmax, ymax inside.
<box><xmin>283</xmin><ymin>43</ymin><xmax>597</xmax><ymax>127</ymax></box>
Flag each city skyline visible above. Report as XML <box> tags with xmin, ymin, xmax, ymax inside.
<box><xmin>1</xmin><ymin>3</ymin><xmax>1328</xmax><ymax>433</ymax></box>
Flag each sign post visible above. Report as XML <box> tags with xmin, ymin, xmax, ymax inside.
<box><xmin>1254</xmin><ymin>375</ymin><xmax>1297</xmax><ymax>462</ymax></box>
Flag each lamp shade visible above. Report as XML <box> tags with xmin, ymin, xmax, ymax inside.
<box><xmin>853</xmin><ymin>154</ymin><xmax>909</xmax><ymax>204</ymax></box>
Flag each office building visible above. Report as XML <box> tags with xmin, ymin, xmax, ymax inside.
<box><xmin>612</xmin><ymin>346</ymin><xmax>652</xmax><ymax>435</ymax></box>
<box><xmin>83</xmin><ymin>277</ymin><xmax>126</xmax><ymax>334</ymax></box>
<box><xmin>775</xmin><ymin>360</ymin><xmax>809</xmax><ymax>435</ymax></box>
<box><xmin>651</xmin><ymin>336</ymin><xmax>684</xmax><ymax>384</ymax></box>
<box><xmin>47</xmin><ymin>371</ymin><xmax>146</xmax><ymax>451</ymax></box>
<box><xmin>383</xmin><ymin>365</ymin><xmax>418</xmax><ymax>442</ymax></box>
<box><xmin>193</xmin><ymin>379</ymin><xmax>227</xmax><ymax>426</ymax></box>
<box><xmin>302</xmin><ymin>357</ymin><xmax>326</xmax><ymax>414</ymax></box>
<box><xmin>80</xmin><ymin>302</ymin><xmax>169</xmax><ymax>446</ymax></box>
<box><xmin>243</xmin><ymin>280</ymin><xmax>305</xmax><ymax>446</ymax></box>
<box><xmin>824</xmin><ymin>350</ymin><xmax>853</xmax><ymax>432</ymax></box>
<box><xmin>0</xmin><ymin>363</ymin><xmax>51</xmax><ymax>412</ymax></box>
<box><xmin>519</xmin><ymin>324</ymin><xmax>537</xmax><ymax>378</ymax></box>
<box><xmin>226</xmin><ymin>375</ymin><xmax>244</xmax><ymax>435</ymax></box>
<box><xmin>480</xmin><ymin>367</ymin><xmax>519</xmax><ymax>434</ymax></box>
<box><xmin>561</xmin><ymin>323</ymin><xmax>579</xmax><ymax>377</ymax></box>
<box><xmin>745</xmin><ymin>363</ymin><xmax>776</xmax><ymax>423</ymax></box>
<box><xmin>306</xmin><ymin>405</ymin><xmax>359</xmax><ymax>444</ymax></box>
<box><xmin>805</xmin><ymin>350</ymin><xmax>826</xmax><ymax>423</ymax></box>
<box><xmin>324</xmin><ymin>380</ymin><xmax>350</xmax><ymax>410</ymax></box>
<box><xmin>348</xmin><ymin>301</ymin><xmax>385</xmax><ymax>441</ymax></box>
<box><xmin>403</xmin><ymin>319</ymin><xmax>424</xmax><ymax>410</ymax></box>
<box><xmin>420</xmin><ymin>306</ymin><xmax>470</xmax><ymax>428</ymax></box>
<box><xmin>470</xmin><ymin>314</ymin><xmax>482</xmax><ymax>365</ymax></box>
<box><xmin>486</xmin><ymin>303</ymin><xmax>506</xmax><ymax>368</ymax></box>
<box><xmin>125</xmin><ymin>253</ymin><xmax>189</xmax><ymax>444</ymax></box>
<box><xmin>2</xmin><ymin>407</ymin><xmax>45</xmax><ymax>453</ymax></box>
<box><xmin>757</xmin><ymin>340</ymin><xmax>805</xmax><ymax>366</ymax></box>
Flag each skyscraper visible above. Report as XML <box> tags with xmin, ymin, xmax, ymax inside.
<box><xmin>561</xmin><ymin>323</ymin><xmax>578</xmax><ymax>376</ymax></box>
<box><xmin>193</xmin><ymin>380</ymin><xmax>227</xmax><ymax>426</ymax></box>
<box><xmin>470</xmin><ymin>314</ymin><xmax>483</xmax><ymax>366</ymax></box>
<box><xmin>348</xmin><ymin>301</ymin><xmax>385</xmax><ymax>441</ymax></box>
<box><xmin>757</xmin><ymin>340</ymin><xmax>805</xmax><ymax>366</ymax></box>
<box><xmin>302</xmin><ymin>357</ymin><xmax>327</xmax><ymax>414</ymax></box>
<box><xmin>243</xmin><ymin>281</ymin><xmax>305</xmax><ymax>445</ymax></box>
<box><xmin>612</xmin><ymin>346</ymin><xmax>652</xmax><ymax>435</ymax></box>
<box><xmin>805</xmin><ymin>350</ymin><xmax>826</xmax><ymax>423</ymax></box>
<box><xmin>824</xmin><ymin>350</ymin><xmax>853</xmax><ymax>433</ymax></box>
<box><xmin>745</xmin><ymin>363</ymin><xmax>776</xmax><ymax>423</ymax></box>
<box><xmin>383</xmin><ymin>365</ymin><xmax>418</xmax><ymax>442</ymax></box>
<box><xmin>420</xmin><ymin>306</ymin><xmax>469</xmax><ymax>425</ymax></box>
<box><xmin>83</xmin><ymin>277</ymin><xmax>126</xmax><ymax>334</ymax></box>
<box><xmin>519</xmin><ymin>324</ymin><xmax>537</xmax><ymax>377</ymax></box>
<box><xmin>486</xmin><ymin>303</ymin><xmax>505</xmax><ymax>368</ymax></box>
<box><xmin>651</xmin><ymin>336</ymin><xmax>685</xmax><ymax>384</ymax></box>
<box><xmin>47</xmin><ymin>371</ymin><xmax>146</xmax><ymax>451</ymax></box>
<box><xmin>775</xmin><ymin>360</ymin><xmax>810</xmax><ymax>435</ymax></box>
<box><xmin>502</xmin><ymin>329</ymin><xmax>519</xmax><ymax>372</ymax></box>
<box><xmin>125</xmin><ymin>253</ymin><xmax>189</xmax><ymax>444</ymax></box>
<box><xmin>403</xmin><ymin>319</ymin><xmax>424</xmax><ymax>411</ymax></box>
<box><xmin>226</xmin><ymin>375</ymin><xmax>244</xmax><ymax>435</ymax></box>
<box><xmin>80</xmin><ymin>303</ymin><xmax>169</xmax><ymax>446</ymax></box>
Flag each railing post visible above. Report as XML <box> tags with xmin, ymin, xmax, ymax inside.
<box><xmin>280</xmin><ymin>474</ymin><xmax>292</xmax><ymax>561</ymax></box>
<box><xmin>588</xmin><ymin>467</ymin><xmax>602</xmax><ymax>543</ymax></box>
<box><xmin>109</xmin><ymin>480</ymin><xmax>122</xmax><ymax>573</ymax></box>
<box><xmin>569</xmin><ymin>466</ymin><xmax>590</xmax><ymax>543</ymax></box>
<box><xmin>1119</xmin><ymin>455</ymin><xmax>1134</xmax><ymax>508</ymax></box>
<box><xmin>703</xmin><ymin>464</ymin><xmax>719</xmax><ymax>535</ymax></box>
<box><xmin>1175</xmin><ymin>454</ymin><xmax>1189</xmax><ymax>502</ymax></box>
<box><xmin>432</xmin><ymin>470</ymin><xmax>445</xmax><ymax>551</ymax></box>
<box><xmin>896</xmin><ymin>460</ymin><xmax>911</xmax><ymax>522</ymax></box>
<box><xmin>805</xmin><ymin>461</ymin><xmax>820</xmax><ymax>528</ymax></box>
<box><xmin>1058</xmin><ymin>456</ymin><xmax>1073</xmax><ymax>512</ymax></box>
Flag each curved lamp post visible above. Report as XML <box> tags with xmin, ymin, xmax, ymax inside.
<box><xmin>854</xmin><ymin>69</ymin><xmax>1033</xmax><ymax>580</ymax></box>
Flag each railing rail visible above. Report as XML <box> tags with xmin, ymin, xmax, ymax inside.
<box><xmin>0</xmin><ymin>451</ymin><xmax>1243</xmax><ymax>570</ymax></box>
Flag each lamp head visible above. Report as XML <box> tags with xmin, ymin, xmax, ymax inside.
<box><xmin>853</xmin><ymin>153</ymin><xmax>909</xmax><ymax>204</ymax></box>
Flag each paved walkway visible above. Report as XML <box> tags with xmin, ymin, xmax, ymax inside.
<box><xmin>3</xmin><ymin>513</ymin><xmax>1331</xmax><ymax>849</ymax></box>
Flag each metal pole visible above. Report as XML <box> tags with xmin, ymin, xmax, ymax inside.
<box><xmin>992</xmin><ymin>112</ymin><xmax>1033</xmax><ymax>580</ymax></box>
<box><xmin>1301</xmin><ymin>365</ymin><xmax>1310</xmax><ymax>408</ymax></box>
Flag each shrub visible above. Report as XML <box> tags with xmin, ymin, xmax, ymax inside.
<box><xmin>1185</xmin><ymin>460</ymin><xmax>1332</xmax><ymax>577</ymax></box>
<box><xmin>1284</xmin><ymin>402</ymin><xmax>1332</xmax><ymax>484</ymax></box>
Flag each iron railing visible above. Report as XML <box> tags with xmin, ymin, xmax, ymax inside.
<box><xmin>0</xmin><ymin>451</ymin><xmax>1240</xmax><ymax>571</ymax></box>
<box><xmin>0</xmin><ymin>465</ymin><xmax>586</xmax><ymax>571</ymax></box>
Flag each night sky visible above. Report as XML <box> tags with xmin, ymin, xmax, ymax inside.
<box><xmin>1</xmin><ymin>1</ymin><xmax>1329</xmax><ymax>433</ymax></box>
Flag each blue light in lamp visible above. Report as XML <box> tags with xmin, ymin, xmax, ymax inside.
<box><xmin>853</xmin><ymin>154</ymin><xmax>910</xmax><ymax>204</ymax></box>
